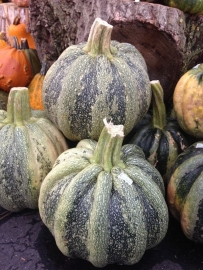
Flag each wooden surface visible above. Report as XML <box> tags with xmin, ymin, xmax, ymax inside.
<box><xmin>29</xmin><ymin>0</ymin><xmax>203</xmax><ymax>101</ymax></box>
<box><xmin>0</xmin><ymin>2</ymin><xmax>29</xmax><ymax>43</ymax></box>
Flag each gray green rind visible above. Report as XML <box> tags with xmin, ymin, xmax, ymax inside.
<box><xmin>43</xmin><ymin>40</ymin><xmax>151</xmax><ymax>141</ymax></box>
<box><xmin>0</xmin><ymin>88</ymin><xmax>68</xmax><ymax>212</ymax></box>
<box><xmin>39</xmin><ymin>139</ymin><xmax>168</xmax><ymax>267</ymax></box>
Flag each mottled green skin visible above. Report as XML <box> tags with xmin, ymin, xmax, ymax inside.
<box><xmin>43</xmin><ymin>41</ymin><xmax>151</xmax><ymax>141</ymax></box>
<box><xmin>39</xmin><ymin>142</ymin><xmax>168</xmax><ymax>267</ymax></box>
<box><xmin>164</xmin><ymin>0</ymin><xmax>203</xmax><ymax>14</ymax></box>
<box><xmin>0</xmin><ymin>90</ymin><xmax>68</xmax><ymax>212</ymax></box>
<box><xmin>168</xmin><ymin>142</ymin><xmax>203</xmax><ymax>244</ymax></box>
<box><xmin>128</xmin><ymin>115</ymin><xmax>189</xmax><ymax>182</ymax></box>
<box><xmin>31</xmin><ymin>108</ymin><xmax>48</xmax><ymax>119</ymax></box>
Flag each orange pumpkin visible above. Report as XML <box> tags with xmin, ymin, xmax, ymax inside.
<box><xmin>0</xmin><ymin>37</ymin><xmax>33</xmax><ymax>92</ymax></box>
<box><xmin>8</xmin><ymin>16</ymin><xmax>36</xmax><ymax>49</ymax></box>
<box><xmin>28</xmin><ymin>61</ymin><xmax>47</xmax><ymax>111</ymax></box>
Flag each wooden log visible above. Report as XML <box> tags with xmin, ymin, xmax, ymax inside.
<box><xmin>29</xmin><ymin>1</ymin><xmax>203</xmax><ymax>101</ymax></box>
<box><xmin>0</xmin><ymin>2</ymin><xmax>29</xmax><ymax>43</ymax></box>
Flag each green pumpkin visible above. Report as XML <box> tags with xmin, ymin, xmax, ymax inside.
<box><xmin>168</xmin><ymin>141</ymin><xmax>203</xmax><ymax>244</ymax></box>
<box><xmin>39</xmin><ymin>118</ymin><xmax>168</xmax><ymax>267</ymax></box>
<box><xmin>43</xmin><ymin>18</ymin><xmax>151</xmax><ymax>141</ymax></box>
<box><xmin>127</xmin><ymin>80</ymin><xmax>189</xmax><ymax>182</ymax></box>
<box><xmin>0</xmin><ymin>87</ymin><xmax>68</xmax><ymax>212</ymax></box>
<box><xmin>20</xmin><ymin>37</ymin><xmax>41</xmax><ymax>77</ymax></box>
<box><xmin>164</xmin><ymin>0</ymin><xmax>203</xmax><ymax>14</ymax></box>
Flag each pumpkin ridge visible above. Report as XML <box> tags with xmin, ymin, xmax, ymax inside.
<box><xmin>0</xmin><ymin>127</ymin><xmax>32</xmax><ymax>211</ymax></box>
<box><xmin>87</xmin><ymin>171</ymin><xmax>112</xmax><ymax>267</ymax></box>
<box><xmin>123</xmin><ymin>166</ymin><xmax>168</xmax><ymax>247</ymax></box>
<box><xmin>53</xmin><ymin>164</ymin><xmax>103</xmax><ymax>254</ymax></box>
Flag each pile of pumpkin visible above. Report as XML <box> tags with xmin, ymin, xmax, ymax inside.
<box><xmin>0</xmin><ymin>17</ymin><xmax>203</xmax><ymax>268</ymax></box>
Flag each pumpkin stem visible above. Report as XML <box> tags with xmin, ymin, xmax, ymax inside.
<box><xmin>83</xmin><ymin>18</ymin><xmax>113</xmax><ymax>59</ymax></box>
<box><xmin>151</xmin><ymin>80</ymin><xmax>166</xmax><ymax>130</ymax></box>
<box><xmin>13</xmin><ymin>16</ymin><xmax>21</xmax><ymax>26</ymax></box>
<box><xmin>90</xmin><ymin>118</ymin><xmax>125</xmax><ymax>172</ymax></box>
<box><xmin>3</xmin><ymin>87</ymin><xmax>31</xmax><ymax>126</ymax></box>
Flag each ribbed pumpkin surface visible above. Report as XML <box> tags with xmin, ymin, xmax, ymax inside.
<box><xmin>173</xmin><ymin>64</ymin><xmax>203</xmax><ymax>138</ymax></box>
<box><xmin>39</xmin><ymin>119</ymin><xmax>168</xmax><ymax>267</ymax></box>
<box><xmin>168</xmin><ymin>141</ymin><xmax>203</xmax><ymax>244</ymax></box>
<box><xmin>0</xmin><ymin>87</ymin><xmax>68</xmax><ymax>212</ymax></box>
<box><xmin>164</xmin><ymin>0</ymin><xmax>203</xmax><ymax>14</ymax></box>
<box><xmin>43</xmin><ymin>18</ymin><xmax>151</xmax><ymax>141</ymax></box>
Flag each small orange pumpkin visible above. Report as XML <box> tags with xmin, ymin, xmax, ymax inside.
<box><xmin>28</xmin><ymin>61</ymin><xmax>47</xmax><ymax>111</ymax></box>
<box><xmin>8</xmin><ymin>16</ymin><xmax>36</xmax><ymax>49</ymax></box>
<box><xmin>0</xmin><ymin>37</ymin><xmax>32</xmax><ymax>92</ymax></box>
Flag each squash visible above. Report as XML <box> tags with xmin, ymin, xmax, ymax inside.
<box><xmin>173</xmin><ymin>63</ymin><xmax>203</xmax><ymax>138</ymax></box>
<box><xmin>39</xmin><ymin>118</ymin><xmax>168</xmax><ymax>267</ymax></box>
<box><xmin>28</xmin><ymin>60</ymin><xmax>47</xmax><ymax>118</ymax></box>
<box><xmin>164</xmin><ymin>0</ymin><xmax>203</xmax><ymax>14</ymax></box>
<box><xmin>167</xmin><ymin>141</ymin><xmax>203</xmax><ymax>244</ymax></box>
<box><xmin>43</xmin><ymin>17</ymin><xmax>151</xmax><ymax>141</ymax></box>
<box><xmin>20</xmin><ymin>38</ymin><xmax>41</xmax><ymax>77</ymax></box>
<box><xmin>0</xmin><ymin>37</ymin><xmax>32</xmax><ymax>92</ymax></box>
<box><xmin>0</xmin><ymin>87</ymin><xmax>68</xmax><ymax>212</ymax></box>
<box><xmin>128</xmin><ymin>80</ymin><xmax>189</xmax><ymax>182</ymax></box>
<box><xmin>8</xmin><ymin>15</ymin><xmax>36</xmax><ymax>49</ymax></box>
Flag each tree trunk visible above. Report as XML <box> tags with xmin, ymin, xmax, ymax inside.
<box><xmin>29</xmin><ymin>0</ymin><xmax>203</xmax><ymax>101</ymax></box>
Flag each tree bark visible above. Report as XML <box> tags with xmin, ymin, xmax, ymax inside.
<box><xmin>29</xmin><ymin>0</ymin><xmax>203</xmax><ymax>101</ymax></box>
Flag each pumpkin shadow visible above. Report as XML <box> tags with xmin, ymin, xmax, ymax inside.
<box><xmin>35</xmin><ymin>213</ymin><xmax>203</xmax><ymax>270</ymax></box>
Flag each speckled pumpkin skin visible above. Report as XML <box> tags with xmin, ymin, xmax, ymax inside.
<box><xmin>42</xmin><ymin>20</ymin><xmax>151</xmax><ymax>141</ymax></box>
<box><xmin>167</xmin><ymin>142</ymin><xmax>203</xmax><ymax>244</ymax></box>
<box><xmin>164</xmin><ymin>0</ymin><xmax>203</xmax><ymax>14</ymax></box>
<box><xmin>173</xmin><ymin>64</ymin><xmax>203</xmax><ymax>138</ymax></box>
<box><xmin>39</xmin><ymin>138</ymin><xmax>168</xmax><ymax>267</ymax></box>
<box><xmin>0</xmin><ymin>87</ymin><xmax>68</xmax><ymax>212</ymax></box>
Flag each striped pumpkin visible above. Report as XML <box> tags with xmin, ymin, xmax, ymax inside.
<box><xmin>39</xmin><ymin>119</ymin><xmax>168</xmax><ymax>267</ymax></box>
<box><xmin>128</xmin><ymin>80</ymin><xmax>189</xmax><ymax>182</ymax></box>
<box><xmin>43</xmin><ymin>18</ymin><xmax>151</xmax><ymax>141</ymax></box>
<box><xmin>173</xmin><ymin>63</ymin><xmax>203</xmax><ymax>138</ymax></box>
<box><xmin>0</xmin><ymin>87</ymin><xmax>68</xmax><ymax>212</ymax></box>
<box><xmin>167</xmin><ymin>141</ymin><xmax>203</xmax><ymax>244</ymax></box>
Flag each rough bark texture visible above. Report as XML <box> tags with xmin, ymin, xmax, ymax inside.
<box><xmin>29</xmin><ymin>0</ymin><xmax>203</xmax><ymax>101</ymax></box>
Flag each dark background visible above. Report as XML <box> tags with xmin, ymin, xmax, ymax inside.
<box><xmin>0</xmin><ymin>206</ymin><xmax>203</xmax><ymax>270</ymax></box>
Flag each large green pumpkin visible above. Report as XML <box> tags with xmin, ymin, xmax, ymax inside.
<box><xmin>128</xmin><ymin>80</ymin><xmax>189</xmax><ymax>182</ymax></box>
<box><xmin>168</xmin><ymin>141</ymin><xmax>203</xmax><ymax>244</ymax></box>
<box><xmin>39</xmin><ymin>119</ymin><xmax>168</xmax><ymax>267</ymax></box>
<box><xmin>0</xmin><ymin>87</ymin><xmax>68</xmax><ymax>212</ymax></box>
<box><xmin>164</xmin><ymin>0</ymin><xmax>203</xmax><ymax>14</ymax></box>
<box><xmin>43</xmin><ymin>18</ymin><xmax>151</xmax><ymax>141</ymax></box>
